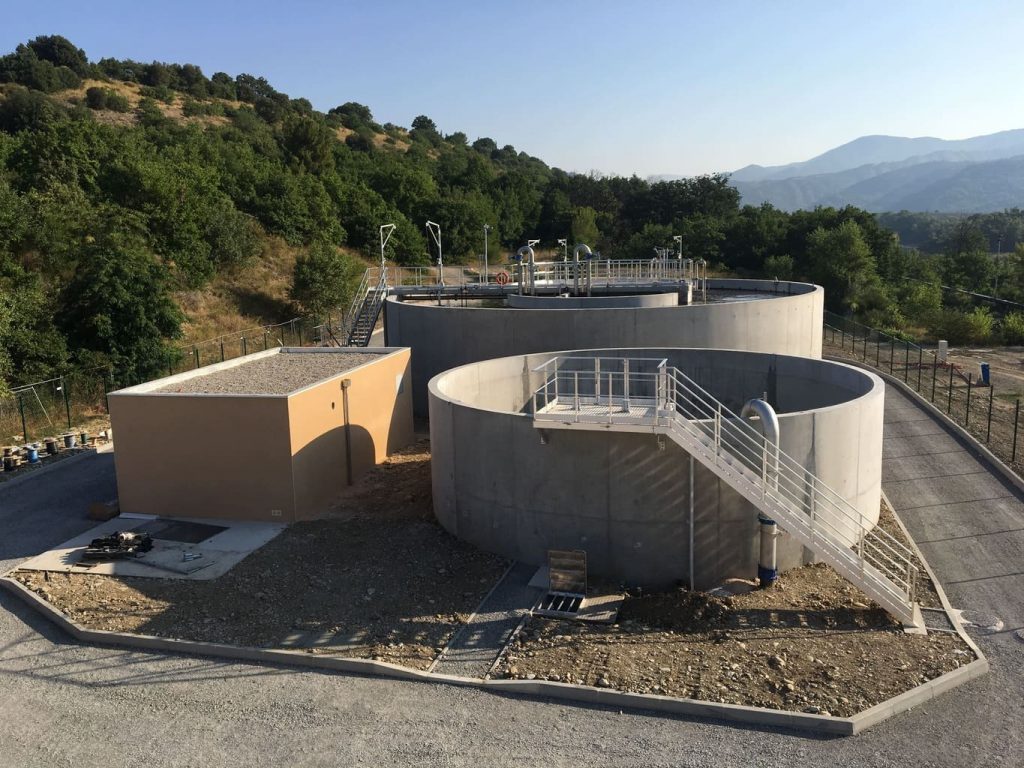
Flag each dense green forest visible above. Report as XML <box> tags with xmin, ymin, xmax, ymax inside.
<box><xmin>2</xmin><ymin>35</ymin><xmax>1023</xmax><ymax>393</ymax></box>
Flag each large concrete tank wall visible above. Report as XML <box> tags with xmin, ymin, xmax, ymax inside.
<box><xmin>386</xmin><ymin>279</ymin><xmax>824</xmax><ymax>416</ymax></box>
<box><xmin>428</xmin><ymin>347</ymin><xmax>882</xmax><ymax>589</ymax></box>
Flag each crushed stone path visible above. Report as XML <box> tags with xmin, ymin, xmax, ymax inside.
<box><xmin>430</xmin><ymin>561</ymin><xmax>541</xmax><ymax>678</ymax></box>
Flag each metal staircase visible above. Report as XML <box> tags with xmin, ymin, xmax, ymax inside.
<box><xmin>530</xmin><ymin>355</ymin><xmax>921</xmax><ymax>627</ymax></box>
<box><xmin>340</xmin><ymin>267</ymin><xmax>387</xmax><ymax>347</ymax></box>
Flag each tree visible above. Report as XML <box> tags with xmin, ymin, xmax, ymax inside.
<box><xmin>805</xmin><ymin>220</ymin><xmax>882</xmax><ymax>312</ymax></box>
<box><xmin>290</xmin><ymin>240</ymin><xmax>363</xmax><ymax>318</ymax></box>
<box><xmin>571</xmin><ymin>206</ymin><xmax>600</xmax><ymax>245</ymax></box>
<box><xmin>59</xmin><ymin>240</ymin><xmax>182</xmax><ymax>381</ymax></box>
<box><xmin>26</xmin><ymin>35</ymin><xmax>89</xmax><ymax>76</ymax></box>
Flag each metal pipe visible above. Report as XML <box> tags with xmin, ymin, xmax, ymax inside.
<box><xmin>341</xmin><ymin>378</ymin><xmax>353</xmax><ymax>485</ymax></box>
<box><xmin>689</xmin><ymin>454</ymin><xmax>695</xmax><ymax>589</ymax></box>
<box><xmin>573</xmin><ymin>243</ymin><xmax>592</xmax><ymax>296</ymax></box>
<box><xmin>758</xmin><ymin>514</ymin><xmax>779</xmax><ymax>587</ymax></box>
<box><xmin>741</xmin><ymin>398</ymin><xmax>780</xmax><ymax>489</ymax></box>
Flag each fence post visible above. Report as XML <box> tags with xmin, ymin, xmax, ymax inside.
<box><xmin>62</xmin><ymin>376</ymin><xmax>71</xmax><ymax>429</ymax></box>
<box><xmin>220</xmin><ymin>341</ymin><xmax>225</xmax><ymax>362</ymax></box>
<box><xmin>931</xmin><ymin>356</ymin><xmax>937</xmax><ymax>402</ymax></box>
<box><xmin>242</xmin><ymin>337</ymin><xmax>248</xmax><ymax>356</ymax></box>
<box><xmin>876</xmin><ymin>337</ymin><xmax>881</xmax><ymax>367</ymax></box>
<box><xmin>987</xmin><ymin>383</ymin><xmax>994</xmax><ymax>442</ymax></box>
<box><xmin>193</xmin><ymin>348</ymin><xmax>200</xmax><ymax>369</ymax></box>
<box><xmin>904</xmin><ymin>340</ymin><xmax>910</xmax><ymax>383</ymax></box>
<box><xmin>841</xmin><ymin>328</ymin><xmax>845</xmax><ymax>349</ymax></box>
<box><xmin>966</xmin><ymin>374</ymin><xmax>973</xmax><ymax>427</ymax></box>
<box><xmin>298</xmin><ymin>323</ymin><xmax>304</xmax><ymax>347</ymax></box>
<box><xmin>947</xmin><ymin>364</ymin><xmax>954</xmax><ymax>414</ymax></box>
<box><xmin>18</xmin><ymin>393</ymin><xmax>28</xmax><ymax>442</ymax></box>
<box><xmin>917</xmin><ymin>348</ymin><xmax>923</xmax><ymax>390</ymax></box>
<box><xmin>889</xmin><ymin>337</ymin><xmax>894</xmax><ymax>374</ymax></box>
<box><xmin>263</xmin><ymin>331</ymin><xmax>269</xmax><ymax>350</ymax></box>
<box><xmin>1014</xmin><ymin>399</ymin><xmax>1021</xmax><ymax>463</ymax></box>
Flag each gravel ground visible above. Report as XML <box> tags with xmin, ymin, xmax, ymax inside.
<box><xmin>156</xmin><ymin>351</ymin><xmax>383</xmax><ymax>394</ymax></box>
<box><xmin>14</xmin><ymin>442</ymin><xmax>509</xmax><ymax>669</ymax></box>
<box><xmin>494</xmin><ymin>562</ymin><xmax>973</xmax><ymax>717</ymax></box>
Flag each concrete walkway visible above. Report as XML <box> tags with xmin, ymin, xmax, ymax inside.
<box><xmin>431</xmin><ymin>562</ymin><xmax>541</xmax><ymax>678</ymax></box>
<box><xmin>0</xmin><ymin>387</ymin><xmax>1022</xmax><ymax>766</ymax></box>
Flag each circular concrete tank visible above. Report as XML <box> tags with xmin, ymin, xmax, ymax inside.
<box><xmin>386</xmin><ymin>278</ymin><xmax>824</xmax><ymax>416</ymax></box>
<box><xmin>505</xmin><ymin>292</ymin><xmax>680</xmax><ymax>309</ymax></box>
<box><xmin>428</xmin><ymin>347</ymin><xmax>883</xmax><ymax>589</ymax></box>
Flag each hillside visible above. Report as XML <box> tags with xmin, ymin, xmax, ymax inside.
<box><xmin>727</xmin><ymin>130</ymin><xmax>1024</xmax><ymax>212</ymax></box>
<box><xmin>0</xmin><ymin>34</ymin><xmax>759</xmax><ymax>390</ymax></box>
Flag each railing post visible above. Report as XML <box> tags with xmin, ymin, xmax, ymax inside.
<box><xmin>966</xmin><ymin>374</ymin><xmax>973</xmax><ymax>427</ymax></box>
<box><xmin>917</xmin><ymin>347</ymin><xmax>923</xmax><ymax>390</ymax></box>
<box><xmin>18</xmin><ymin>392</ymin><xmax>28</xmax><ymax>442</ymax></box>
<box><xmin>62</xmin><ymin>376</ymin><xmax>71</xmax><ymax>430</ymax></box>
<box><xmin>573</xmin><ymin>371</ymin><xmax>579</xmax><ymax>414</ymax></box>
<box><xmin>947</xmin><ymin>364</ymin><xmax>954</xmax><ymax>414</ymax></box>
<box><xmin>623</xmin><ymin>359</ymin><xmax>630</xmax><ymax>412</ymax></box>
<box><xmin>931</xmin><ymin>354</ymin><xmax>937</xmax><ymax>402</ymax></box>
<box><xmin>1013</xmin><ymin>399</ymin><xmax>1020</xmax><ymax>462</ymax></box>
<box><xmin>904</xmin><ymin>340</ymin><xmax>910</xmax><ymax>383</ymax></box>
<box><xmin>987</xmin><ymin>383</ymin><xmax>994</xmax><ymax>443</ymax></box>
<box><xmin>714</xmin><ymin>404</ymin><xmax>721</xmax><ymax>463</ymax></box>
<box><xmin>595</xmin><ymin>358</ymin><xmax>601</xmax><ymax>403</ymax></box>
<box><xmin>194</xmin><ymin>348</ymin><xmax>200</xmax><ymax>369</ymax></box>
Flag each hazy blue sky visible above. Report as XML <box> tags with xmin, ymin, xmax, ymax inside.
<box><xmin>5</xmin><ymin>1</ymin><xmax>1024</xmax><ymax>176</ymax></box>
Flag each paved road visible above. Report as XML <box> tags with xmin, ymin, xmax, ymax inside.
<box><xmin>0</xmin><ymin>386</ymin><xmax>1021</xmax><ymax>767</ymax></box>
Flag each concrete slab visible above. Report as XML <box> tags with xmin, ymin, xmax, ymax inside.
<box><xmin>883</xmin><ymin>471</ymin><xmax>1014</xmax><ymax>510</ymax></box>
<box><xmin>15</xmin><ymin>515</ymin><xmax>285</xmax><ymax>580</ymax></box>
<box><xmin>882</xmin><ymin>433</ymin><xmax>962</xmax><ymax>459</ymax></box>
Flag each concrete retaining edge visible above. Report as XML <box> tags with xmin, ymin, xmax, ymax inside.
<box><xmin>0</xmin><ymin>569</ymin><xmax>984</xmax><ymax>737</ymax></box>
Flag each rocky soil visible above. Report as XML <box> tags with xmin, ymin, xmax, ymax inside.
<box><xmin>156</xmin><ymin>350</ymin><xmax>381</xmax><ymax>394</ymax></box>
<box><xmin>495</xmin><ymin>563</ymin><xmax>973</xmax><ymax>717</ymax></box>
<box><xmin>15</xmin><ymin>440</ymin><xmax>508</xmax><ymax>669</ymax></box>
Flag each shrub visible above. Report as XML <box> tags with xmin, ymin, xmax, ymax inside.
<box><xmin>1001</xmin><ymin>312</ymin><xmax>1024</xmax><ymax>345</ymax></box>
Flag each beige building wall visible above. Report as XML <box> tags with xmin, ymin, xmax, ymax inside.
<box><xmin>110</xmin><ymin>394</ymin><xmax>295</xmax><ymax>521</ymax></box>
<box><xmin>289</xmin><ymin>349</ymin><xmax>413</xmax><ymax>520</ymax></box>
<box><xmin>109</xmin><ymin>348</ymin><xmax>414</xmax><ymax>523</ymax></box>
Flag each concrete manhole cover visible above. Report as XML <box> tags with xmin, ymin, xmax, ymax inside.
<box><xmin>958</xmin><ymin>610</ymin><xmax>1004</xmax><ymax>634</ymax></box>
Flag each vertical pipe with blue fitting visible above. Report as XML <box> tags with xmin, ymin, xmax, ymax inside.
<box><xmin>757</xmin><ymin>514</ymin><xmax>779</xmax><ymax>586</ymax></box>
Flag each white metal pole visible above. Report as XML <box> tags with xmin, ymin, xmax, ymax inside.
<box><xmin>483</xmin><ymin>224</ymin><xmax>491</xmax><ymax>285</ymax></box>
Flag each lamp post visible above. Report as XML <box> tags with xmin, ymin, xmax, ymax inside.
<box><xmin>379</xmin><ymin>223</ymin><xmax>396</xmax><ymax>281</ymax></box>
<box><xmin>483</xmin><ymin>223</ymin><xmax>492</xmax><ymax>284</ymax></box>
<box><xmin>557</xmin><ymin>238</ymin><xmax>567</xmax><ymax>262</ymax></box>
<box><xmin>673</xmin><ymin>234</ymin><xmax>682</xmax><ymax>261</ymax></box>
<box><xmin>425</xmin><ymin>220</ymin><xmax>443</xmax><ymax>288</ymax></box>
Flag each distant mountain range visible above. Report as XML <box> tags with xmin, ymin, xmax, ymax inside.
<box><xmin>658</xmin><ymin>130</ymin><xmax>1024</xmax><ymax>213</ymax></box>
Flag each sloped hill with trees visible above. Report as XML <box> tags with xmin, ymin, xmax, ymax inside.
<box><xmin>0</xmin><ymin>35</ymin><xmax>972</xmax><ymax>392</ymax></box>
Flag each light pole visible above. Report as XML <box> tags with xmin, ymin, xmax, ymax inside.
<box><xmin>379</xmin><ymin>223</ymin><xmax>396</xmax><ymax>276</ymax></box>
<box><xmin>557</xmin><ymin>238</ymin><xmax>568</xmax><ymax>262</ymax></box>
<box><xmin>425</xmin><ymin>220</ymin><xmax>443</xmax><ymax>288</ymax></box>
<box><xmin>483</xmin><ymin>224</ymin><xmax>492</xmax><ymax>284</ymax></box>
<box><xmin>673</xmin><ymin>234</ymin><xmax>682</xmax><ymax>261</ymax></box>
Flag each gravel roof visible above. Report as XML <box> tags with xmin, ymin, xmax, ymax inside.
<box><xmin>156</xmin><ymin>351</ymin><xmax>384</xmax><ymax>395</ymax></box>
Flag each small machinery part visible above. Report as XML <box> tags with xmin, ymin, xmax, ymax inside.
<box><xmin>82</xmin><ymin>531</ymin><xmax>154</xmax><ymax>561</ymax></box>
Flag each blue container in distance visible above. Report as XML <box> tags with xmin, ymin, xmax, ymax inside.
<box><xmin>25</xmin><ymin>445</ymin><xmax>39</xmax><ymax>463</ymax></box>
<box><xmin>981</xmin><ymin>362</ymin><xmax>991</xmax><ymax>386</ymax></box>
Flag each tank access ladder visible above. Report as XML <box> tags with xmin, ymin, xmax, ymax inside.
<box><xmin>530</xmin><ymin>355</ymin><xmax>922</xmax><ymax>628</ymax></box>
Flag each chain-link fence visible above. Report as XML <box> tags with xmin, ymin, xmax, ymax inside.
<box><xmin>3</xmin><ymin>316</ymin><xmax>325</xmax><ymax>445</ymax></box>
<box><xmin>823</xmin><ymin>310</ymin><xmax>1024</xmax><ymax>473</ymax></box>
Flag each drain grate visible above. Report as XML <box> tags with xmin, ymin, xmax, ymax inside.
<box><xmin>536</xmin><ymin>591</ymin><xmax>584</xmax><ymax>617</ymax></box>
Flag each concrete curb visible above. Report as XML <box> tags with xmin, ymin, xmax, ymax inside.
<box><xmin>0</xmin><ymin>444</ymin><xmax>110</xmax><ymax>493</ymax></box>
<box><xmin>0</xmin><ymin>571</ymin><xmax>984</xmax><ymax>737</ymax></box>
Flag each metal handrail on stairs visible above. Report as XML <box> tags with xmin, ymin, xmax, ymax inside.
<box><xmin>530</xmin><ymin>356</ymin><xmax>919</xmax><ymax>624</ymax></box>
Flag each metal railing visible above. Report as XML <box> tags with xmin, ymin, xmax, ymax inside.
<box><xmin>530</xmin><ymin>355</ymin><xmax>918</xmax><ymax>621</ymax></box>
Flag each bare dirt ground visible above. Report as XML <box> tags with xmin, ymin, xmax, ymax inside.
<box><xmin>10</xmin><ymin>441</ymin><xmax>973</xmax><ymax>715</ymax></box>
<box><xmin>495</xmin><ymin>560</ymin><xmax>971</xmax><ymax>717</ymax></box>
<box><xmin>14</xmin><ymin>441</ymin><xmax>509</xmax><ymax>670</ymax></box>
